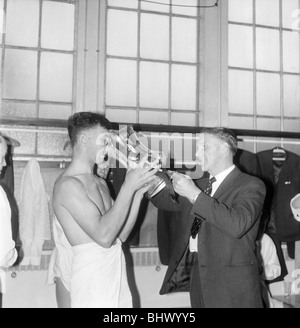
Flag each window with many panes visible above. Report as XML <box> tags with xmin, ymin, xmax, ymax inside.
<box><xmin>228</xmin><ymin>0</ymin><xmax>300</xmax><ymax>133</ymax></box>
<box><xmin>105</xmin><ymin>0</ymin><xmax>201</xmax><ymax>126</ymax></box>
<box><xmin>0</xmin><ymin>0</ymin><xmax>76</xmax><ymax>121</ymax></box>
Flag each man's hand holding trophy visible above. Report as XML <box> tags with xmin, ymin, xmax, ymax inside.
<box><xmin>107</xmin><ymin>125</ymin><xmax>177</xmax><ymax>201</ymax></box>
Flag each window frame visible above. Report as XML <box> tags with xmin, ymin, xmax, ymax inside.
<box><xmin>0</xmin><ymin>0</ymin><xmax>77</xmax><ymax>123</ymax></box>
<box><xmin>228</xmin><ymin>0</ymin><xmax>300</xmax><ymax>133</ymax></box>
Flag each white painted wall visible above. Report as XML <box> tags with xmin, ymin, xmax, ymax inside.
<box><xmin>3</xmin><ymin>271</ymin><xmax>57</xmax><ymax>308</ymax></box>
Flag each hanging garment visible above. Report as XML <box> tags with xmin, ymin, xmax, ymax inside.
<box><xmin>260</xmin><ymin>233</ymin><xmax>281</xmax><ymax>281</ymax></box>
<box><xmin>257</xmin><ymin>148</ymin><xmax>300</xmax><ymax>261</ymax></box>
<box><xmin>157</xmin><ymin>210</ymin><xmax>183</xmax><ymax>265</ymax></box>
<box><xmin>19</xmin><ymin>159</ymin><xmax>51</xmax><ymax>266</ymax></box>
<box><xmin>106</xmin><ymin>166</ymin><xmax>127</xmax><ymax>201</ymax></box>
<box><xmin>109</xmin><ymin>165</ymin><xmax>143</xmax><ymax>246</ymax></box>
<box><xmin>257</xmin><ymin>148</ymin><xmax>300</xmax><ymax>242</ymax></box>
<box><xmin>156</xmin><ymin>170</ymin><xmax>197</xmax><ymax>265</ymax></box>
<box><xmin>257</xmin><ymin>233</ymin><xmax>283</xmax><ymax>308</ymax></box>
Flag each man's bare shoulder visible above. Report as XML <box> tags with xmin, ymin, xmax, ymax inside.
<box><xmin>53</xmin><ymin>174</ymin><xmax>86</xmax><ymax>203</ymax></box>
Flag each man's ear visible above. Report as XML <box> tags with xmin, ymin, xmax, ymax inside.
<box><xmin>78</xmin><ymin>132</ymin><xmax>88</xmax><ymax>145</ymax></box>
<box><xmin>220</xmin><ymin>143</ymin><xmax>230</xmax><ymax>156</ymax></box>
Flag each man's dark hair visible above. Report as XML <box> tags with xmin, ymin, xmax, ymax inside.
<box><xmin>201</xmin><ymin>127</ymin><xmax>238</xmax><ymax>155</ymax></box>
<box><xmin>68</xmin><ymin>112</ymin><xmax>112</xmax><ymax>147</ymax></box>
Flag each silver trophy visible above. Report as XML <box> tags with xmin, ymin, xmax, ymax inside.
<box><xmin>108</xmin><ymin>125</ymin><xmax>176</xmax><ymax>199</ymax></box>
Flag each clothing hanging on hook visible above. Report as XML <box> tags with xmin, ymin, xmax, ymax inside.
<box><xmin>272</xmin><ymin>147</ymin><xmax>287</xmax><ymax>185</ymax></box>
<box><xmin>3</xmin><ymin>136</ymin><xmax>21</xmax><ymax>148</ymax></box>
<box><xmin>257</xmin><ymin>148</ymin><xmax>300</xmax><ymax>261</ymax></box>
<box><xmin>19</xmin><ymin>159</ymin><xmax>51</xmax><ymax>266</ymax></box>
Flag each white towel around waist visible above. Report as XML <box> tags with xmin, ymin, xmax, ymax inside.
<box><xmin>70</xmin><ymin>239</ymin><xmax>132</xmax><ymax>308</ymax></box>
<box><xmin>46</xmin><ymin>216</ymin><xmax>73</xmax><ymax>291</ymax></box>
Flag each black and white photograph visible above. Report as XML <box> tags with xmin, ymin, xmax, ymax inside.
<box><xmin>0</xmin><ymin>0</ymin><xmax>300</xmax><ymax>311</ymax></box>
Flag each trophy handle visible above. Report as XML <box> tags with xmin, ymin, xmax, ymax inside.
<box><xmin>127</xmin><ymin>125</ymin><xmax>167</xmax><ymax>167</ymax></box>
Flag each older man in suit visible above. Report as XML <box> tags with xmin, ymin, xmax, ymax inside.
<box><xmin>151</xmin><ymin>127</ymin><xmax>266</xmax><ymax>308</ymax></box>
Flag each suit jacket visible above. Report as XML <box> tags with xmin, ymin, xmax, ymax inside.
<box><xmin>152</xmin><ymin>167</ymin><xmax>266</xmax><ymax>308</ymax></box>
<box><xmin>256</xmin><ymin>149</ymin><xmax>300</xmax><ymax>242</ymax></box>
<box><xmin>158</xmin><ymin>149</ymin><xmax>261</xmax><ymax>266</ymax></box>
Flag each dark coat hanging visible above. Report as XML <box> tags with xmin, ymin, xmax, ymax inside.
<box><xmin>256</xmin><ymin>148</ymin><xmax>300</xmax><ymax>243</ymax></box>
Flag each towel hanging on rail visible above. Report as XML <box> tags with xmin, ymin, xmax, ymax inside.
<box><xmin>19</xmin><ymin>159</ymin><xmax>51</xmax><ymax>266</ymax></box>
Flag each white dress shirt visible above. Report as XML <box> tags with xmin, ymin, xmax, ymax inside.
<box><xmin>189</xmin><ymin>165</ymin><xmax>236</xmax><ymax>252</ymax></box>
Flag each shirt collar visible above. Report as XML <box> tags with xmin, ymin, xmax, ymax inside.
<box><xmin>211</xmin><ymin>165</ymin><xmax>236</xmax><ymax>185</ymax></box>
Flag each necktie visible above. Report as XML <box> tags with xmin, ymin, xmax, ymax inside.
<box><xmin>191</xmin><ymin>176</ymin><xmax>216</xmax><ymax>239</ymax></box>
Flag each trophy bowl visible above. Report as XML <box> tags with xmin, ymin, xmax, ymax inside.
<box><xmin>108</xmin><ymin>125</ymin><xmax>176</xmax><ymax>199</ymax></box>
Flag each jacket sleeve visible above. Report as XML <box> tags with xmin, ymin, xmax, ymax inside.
<box><xmin>191</xmin><ymin>178</ymin><xmax>266</xmax><ymax>239</ymax></box>
<box><xmin>150</xmin><ymin>186</ymin><xmax>188</xmax><ymax>212</ymax></box>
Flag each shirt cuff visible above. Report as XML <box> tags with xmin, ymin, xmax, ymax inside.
<box><xmin>191</xmin><ymin>191</ymin><xmax>201</xmax><ymax>204</ymax></box>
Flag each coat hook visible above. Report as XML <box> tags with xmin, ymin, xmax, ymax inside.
<box><xmin>59</xmin><ymin>161</ymin><xmax>66</xmax><ymax>170</ymax></box>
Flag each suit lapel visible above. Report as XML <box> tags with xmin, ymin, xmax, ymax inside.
<box><xmin>213</xmin><ymin>167</ymin><xmax>241</xmax><ymax>199</ymax></box>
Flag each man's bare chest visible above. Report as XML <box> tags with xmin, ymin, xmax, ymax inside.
<box><xmin>76</xmin><ymin>175</ymin><xmax>112</xmax><ymax>214</ymax></box>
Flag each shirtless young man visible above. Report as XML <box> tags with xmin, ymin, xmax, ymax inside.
<box><xmin>48</xmin><ymin>159</ymin><xmax>118</xmax><ymax>308</ymax></box>
<box><xmin>52</xmin><ymin>112</ymin><xmax>159</xmax><ymax>308</ymax></box>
